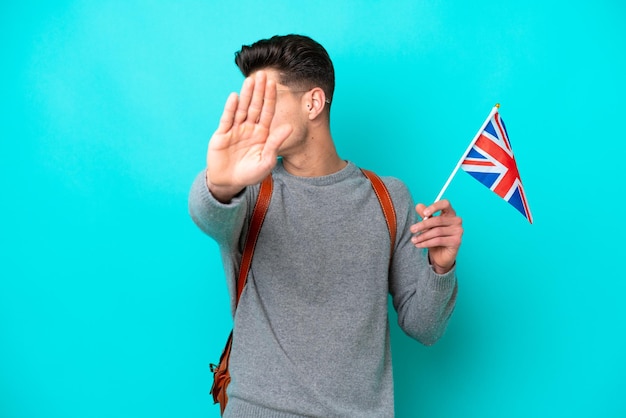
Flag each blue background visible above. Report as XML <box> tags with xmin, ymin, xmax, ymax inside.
<box><xmin>2</xmin><ymin>1</ymin><xmax>625</xmax><ymax>417</ymax></box>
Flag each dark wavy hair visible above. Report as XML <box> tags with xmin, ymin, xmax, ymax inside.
<box><xmin>234</xmin><ymin>34</ymin><xmax>335</xmax><ymax>109</ymax></box>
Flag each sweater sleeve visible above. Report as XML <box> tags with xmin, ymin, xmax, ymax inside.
<box><xmin>386</xmin><ymin>178</ymin><xmax>458</xmax><ymax>346</ymax></box>
<box><xmin>188</xmin><ymin>170</ymin><xmax>260</xmax><ymax>313</ymax></box>
<box><xmin>188</xmin><ymin>169</ymin><xmax>251</xmax><ymax>251</ymax></box>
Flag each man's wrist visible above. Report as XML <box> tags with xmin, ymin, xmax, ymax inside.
<box><xmin>205</xmin><ymin>171</ymin><xmax>243</xmax><ymax>204</ymax></box>
<box><xmin>428</xmin><ymin>253</ymin><xmax>455</xmax><ymax>275</ymax></box>
<box><xmin>432</xmin><ymin>264</ymin><xmax>454</xmax><ymax>275</ymax></box>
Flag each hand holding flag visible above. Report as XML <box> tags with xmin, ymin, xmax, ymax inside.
<box><xmin>411</xmin><ymin>199</ymin><xmax>463</xmax><ymax>274</ymax></box>
<box><xmin>411</xmin><ymin>104</ymin><xmax>530</xmax><ymax>274</ymax></box>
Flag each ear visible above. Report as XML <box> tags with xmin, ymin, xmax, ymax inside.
<box><xmin>305</xmin><ymin>87</ymin><xmax>328</xmax><ymax>120</ymax></box>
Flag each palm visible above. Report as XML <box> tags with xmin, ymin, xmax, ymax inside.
<box><xmin>209</xmin><ymin>119</ymin><xmax>272</xmax><ymax>185</ymax></box>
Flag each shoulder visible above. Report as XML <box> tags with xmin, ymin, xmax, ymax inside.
<box><xmin>358</xmin><ymin>167</ymin><xmax>408</xmax><ymax>194</ymax></box>
<box><xmin>363</xmin><ymin>172</ymin><xmax>417</xmax><ymax>236</ymax></box>
<box><xmin>358</xmin><ymin>167</ymin><xmax>415</xmax><ymax>214</ymax></box>
<box><xmin>377</xmin><ymin>175</ymin><xmax>413</xmax><ymax>207</ymax></box>
<box><xmin>380</xmin><ymin>175</ymin><xmax>409</xmax><ymax>195</ymax></box>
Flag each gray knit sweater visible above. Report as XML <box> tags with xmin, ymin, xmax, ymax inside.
<box><xmin>189</xmin><ymin>161</ymin><xmax>457</xmax><ymax>417</ymax></box>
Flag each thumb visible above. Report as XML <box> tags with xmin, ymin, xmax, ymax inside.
<box><xmin>415</xmin><ymin>203</ymin><xmax>428</xmax><ymax>219</ymax></box>
<box><xmin>261</xmin><ymin>123</ymin><xmax>293</xmax><ymax>162</ymax></box>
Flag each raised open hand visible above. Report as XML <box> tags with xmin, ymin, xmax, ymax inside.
<box><xmin>206</xmin><ymin>71</ymin><xmax>293</xmax><ymax>202</ymax></box>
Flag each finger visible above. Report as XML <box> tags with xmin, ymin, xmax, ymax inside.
<box><xmin>415</xmin><ymin>203</ymin><xmax>427</xmax><ymax>219</ymax></box>
<box><xmin>411</xmin><ymin>214</ymin><xmax>445</xmax><ymax>234</ymax></box>
<box><xmin>410</xmin><ymin>204</ymin><xmax>429</xmax><ymax>234</ymax></box>
<box><xmin>258</xmin><ymin>78</ymin><xmax>277</xmax><ymax>129</ymax></box>
<box><xmin>215</xmin><ymin>92</ymin><xmax>239</xmax><ymax>134</ymax></box>
<box><xmin>412</xmin><ymin>225</ymin><xmax>463</xmax><ymax>248</ymax></box>
<box><xmin>411</xmin><ymin>209</ymin><xmax>462</xmax><ymax>234</ymax></box>
<box><xmin>234</xmin><ymin>76</ymin><xmax>255</xmax><ymax>125</ymax></box>
<box><xmin>425</xmin><ymin>199</ymin><xmax>456</xmax><ymax>218</ymax></box>
<box><xmin>247</xmin><ymin>71</ymin><xmax>266</xmax><ymax>124</ymax></box>
<box><xmin>414</xmin><ymin>235</ymin><xmax>462</xmax><ymax>251</ymax></box>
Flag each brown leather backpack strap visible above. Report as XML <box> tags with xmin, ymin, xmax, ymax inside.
<box><xmin>210</xmin><ymin>175</ymin><xmax>273</xmax><ymax>415</ymax></box>
<box><xmin>361</xmin><ymin>169</ymin><xmax>397</xmax><ymax>258</ymax></box>
<box><xmin>235</xmin><ymin>174</ymin><xmax>273</xmax><ymax>307</ymax></box>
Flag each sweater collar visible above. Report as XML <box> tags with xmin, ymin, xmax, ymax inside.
<box><xmin>273</xmin><ymin>159</ymin><xmax>358</xmax><ymax>186</ymax></box>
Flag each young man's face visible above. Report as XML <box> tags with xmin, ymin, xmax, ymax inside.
<box><xmin>258</xmin><ymin>69</ymin><xmax>310</xmax><ymax>157</ymax></box>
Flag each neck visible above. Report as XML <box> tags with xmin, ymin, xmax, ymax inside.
<box><xmin>282</xmin><ymin>153</ymin><xmax>346</xmax><ymax>177</ymax></box>
<box><xmin>281</xmin><ymin>132</ymin><xmax>346</xmax><ymax>177</ymax></box>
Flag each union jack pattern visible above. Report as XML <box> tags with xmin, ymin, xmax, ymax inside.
<box><xmin>461</xmin><ymin>111</ymin><xmax>533</xmax><ymax>224</ymax></box>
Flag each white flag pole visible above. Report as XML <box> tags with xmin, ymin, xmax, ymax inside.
<box><xmin>432</xmin><ymin>103</ymin><xmax>501</xmax><ymax>204</ymax></box>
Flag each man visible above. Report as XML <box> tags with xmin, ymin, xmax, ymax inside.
<box><xmin>189</xmin><ymin>34</ymin><xmax>462</xmax><ymax>417</ymax></box>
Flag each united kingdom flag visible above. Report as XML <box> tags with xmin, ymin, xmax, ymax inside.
<box><xmin>461</xmin><ymin>111</ymin><xmax>533</xmax><ymax>224</ymax></box>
